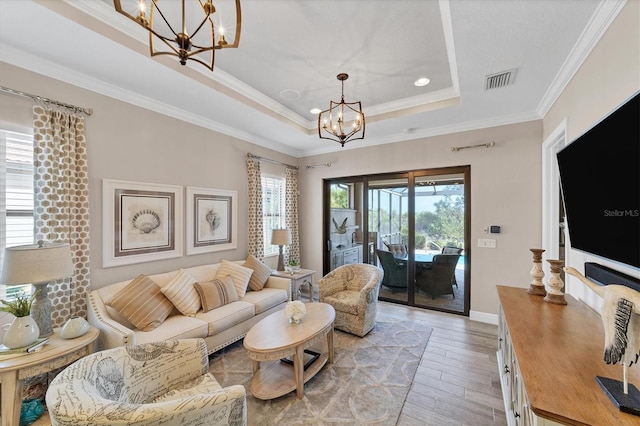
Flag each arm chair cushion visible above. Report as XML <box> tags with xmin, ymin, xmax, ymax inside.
<box><xmin>46</xmin><ymin>338</ymin><xmax>247</xmax><ymax>426</ymax></box>
<box><xmin>319</xmin><ymin>264</ymin><xmax>383</xmax><ymax>337</ymax></box>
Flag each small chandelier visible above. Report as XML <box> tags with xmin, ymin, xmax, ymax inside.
<box><xmin>113</xmin><ymin>0</ymin><xmax>241</xmax><ymax>71</ymax></box>
<box><xmin>318</xmin><ymin>73</ymin><xmax>365</xmax><ymax>147</ymax></box>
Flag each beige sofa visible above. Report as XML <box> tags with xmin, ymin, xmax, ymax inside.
<box><xmin>87</xmin><ymin>261</ymin><xmax>290</xmax><ymax>354</ymax></box>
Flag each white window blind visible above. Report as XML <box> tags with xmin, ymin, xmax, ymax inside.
<box><xmin>1</xmin><ymin>129</ymin><xmax>34</xmax><ymax>298</ymax></box>
<box><xmin>262</xmin><ymin>175</ymin><xmax>285</xmax><ymax>256</ymax></box>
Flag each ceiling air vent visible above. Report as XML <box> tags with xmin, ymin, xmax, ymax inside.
<box><xmin>484</xmin><ymin>69</ymin><xmax>516</xmax><ymax>90</ymax></box>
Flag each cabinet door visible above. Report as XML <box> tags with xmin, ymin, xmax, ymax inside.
<box><xmin>343</xmin><ymin>248</ymin><xmax>359</xmax><ymax>264</ymax></box>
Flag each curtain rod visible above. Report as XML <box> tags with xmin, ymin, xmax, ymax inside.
<box><xmin>0</xmin><ymin>86</ymin><xmax>93</xmax><ymax>116</ymax></box>
<box><xmin>451</xmin><ymin>141</ymin><xmax>495</xmax><ymax>152</ymax></box>
<box><xmin>247</xmin><ymin>153</ymin><xmax>298</xmax><ymax>169</ymax></box>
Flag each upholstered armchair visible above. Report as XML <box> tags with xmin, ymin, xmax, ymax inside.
<box><xmin>319</xmin><ymin>263</ymin><xmax>383</xmax><ymax>337</ymax></box>
<box><xmin>46</xmin><ymin>338</ymin><xmax>246</xmax><ymax>426</ymax></box>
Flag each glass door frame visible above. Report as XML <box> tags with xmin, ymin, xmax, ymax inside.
<box><xmin>323</xmin><ymin>165</ymin><xmax>470</xmax><ymax>316</ymax></box>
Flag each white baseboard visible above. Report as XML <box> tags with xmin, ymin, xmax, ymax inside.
<box><xmin>469</xmin><ymin>310</ymin><xmax>498</xmax><ymax>325</ymax></box>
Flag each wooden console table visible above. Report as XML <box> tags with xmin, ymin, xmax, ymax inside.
<box><xmin>0</xmin><ymin>327</ymin><xmax>99</xmax><ymax>426</ymax></box>
<box><xmin>497</xmin><ymin>286</ymin><xmax>639</xmax><ymax>425</ymax></box>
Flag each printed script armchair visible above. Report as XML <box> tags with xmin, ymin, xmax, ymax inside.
<box><xmin>319</xmin><ymin>263</ymin><xmax>383</xmax><ymax>337</ymax></box>
<box><xmin>46</xmin><ymin>338</ymin><xmax>246</xmax><ymax>426</ymax></box>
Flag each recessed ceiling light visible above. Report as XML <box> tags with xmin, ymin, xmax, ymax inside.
<box><xmin>414</xmin><ymin>77</ymin><xmax>430</xmax><ymax>87</ymax></box>
<box><xmin>310</xmin><ymin>108</ymin><xmax>322</xmax><ymax>114</ymax></box>
<box><xmin>279</xmin><ymin>89</ymin><xmax>300</xmax><ymax>100</ymax></box>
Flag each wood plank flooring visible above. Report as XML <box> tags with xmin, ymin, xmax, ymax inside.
<box><xmin>377</xmin><ymin>301</ymin><xmax>507</xmax><ymax>426</ymax></box>
<box><xmin>31</xmin><ymin>301</ymin><xmax>506</xmax><ymax>426</ymax></box>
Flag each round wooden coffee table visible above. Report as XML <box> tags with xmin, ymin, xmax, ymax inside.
<box><xmin>243</xmin><ymin>302</ymin><xmax>335</xmax><ymax>400</ymax></box>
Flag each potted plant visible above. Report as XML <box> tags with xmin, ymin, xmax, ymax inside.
<box><xmin>0</xmin><ymin>292</ymin><xmax>40</xmax><ymax>349</ymax></box>
<box><xmin>288</xmin><ymin>258</ymin><xmax>301</xmax><ymax>272</ymax></box>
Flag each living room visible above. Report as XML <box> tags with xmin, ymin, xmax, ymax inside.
<box><xmin>0</xmin><ymin>0</ymin><xmax>638</xmax><ymax>425</ymax></box>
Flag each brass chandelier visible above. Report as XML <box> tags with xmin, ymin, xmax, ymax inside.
<box><xmin>113</xmin><ymin>0</ymin><xmax>241</xmax><ymax>71</ymax></box>
<box><xmin>318</xmin><ymin>73</ymin><xmax>365</xmax><ymax>147</ymax></box>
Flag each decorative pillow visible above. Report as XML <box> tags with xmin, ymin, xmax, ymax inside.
<box><xmin>161</xmin><ymin>269</ymin><xmax>201</xmax><ymax>316</ymax></box>
<box><xmin>243</xmin><ymin>254</ymin><xmax>272</xmax><ymax>291</ymax></box>
<box><xmin>106</xmin><ymin>274</ymin><xmax>173</xmax><ymax>332</ymax></box>
<box><xmin>194</xmin><ymin>276</ymin><xmax>239</xmax><ymax>312</ymax></box>
<box><xmin>215</xmin><ymin>260</ymin><xmax>253</xmax><ymax>298</ymax></box>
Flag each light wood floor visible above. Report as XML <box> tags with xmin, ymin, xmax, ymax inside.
<box><xmin>32</xmin><ymin>301</ymin><xmax>506</xmax><ymax>426</ymax></box>
<box><xmin>377</xmin><ymin>301</ymin><xmax>507</xmax><ymax>426</ymax></box>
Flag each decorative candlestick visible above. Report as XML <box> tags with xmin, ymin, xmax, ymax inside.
<box><xmin>528</xmin><ymin>248</ymin><xmax>546</xmax><ymax>296</ymax></box>
<box><xmin>544</xmin><ymin>259</ymin><xmax>567</xmax><ymax>305</ymax></box>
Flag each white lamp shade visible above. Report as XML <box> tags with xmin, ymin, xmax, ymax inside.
<box><xmin>271</xmin><ymin>229</ymin><xmax>292</xmax><ymax>246</ymax></box>
<box><xmin>1</xmin><ymin>242</ymin><xmax>74</xmax><ymax>285</ymax></box>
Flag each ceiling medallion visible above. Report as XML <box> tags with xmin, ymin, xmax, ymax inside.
<box><xmin>318</xmin><ymin>73</ymin><xmax>365</xmax><ymax>147</ymax></box>
<box><xmin>113</xmin><ymin>0</ymin><xmax>241</xmax><ymax>72</ymax></box>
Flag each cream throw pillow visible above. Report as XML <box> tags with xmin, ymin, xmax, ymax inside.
<box><xmin>106</xmin><ymin>274</ymin><xmax>173</xmax><ymax>332</ymax></box>
<box><xmin>194</xmin><ymin>276</ymin><xmax>239</xmax><ymax>312</ymax></box>
<box><xmin>215</xmin><ymin>260</ymin><xmax>253</xmax><ymax>298</ymax></box>
<box><xmin>161</xmin><ymin>269</ymin><xmax>201</xmax><ymax>316</ymax></box>
<box><xmin>243</xmin><ymin>254</ymin><xmax>272</xmax><ymax>291</ymax></box>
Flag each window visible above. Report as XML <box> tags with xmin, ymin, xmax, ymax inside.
<box><xmin>1</xmin><ymin>129</ymin><xmax>34</xmax><ymax>298</ymax></box>
<box><xmin>262</xmin><ymin>175</ymin><xmax>285</xmax><ymax>256</ymax></box>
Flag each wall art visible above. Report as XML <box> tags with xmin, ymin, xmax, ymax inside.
<box><xmin>103</xmin><ymin>179</ymin><xmax>183</xmax><ymax>267</ymax></box>
<box><xmin>186</xmin><ymin>186</ymin><xmax>237</xmax><ymax>255</ymax></box>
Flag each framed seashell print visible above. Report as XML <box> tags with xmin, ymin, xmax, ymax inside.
<box><xmin>103</xmin><ymin>179</ymin><xmax>183</xmax><ymax>267</ymax></box>
<box><xmin>186</xmin><ymin>186</ymin><xmax>237</xmax><ymax>255</ymax></box>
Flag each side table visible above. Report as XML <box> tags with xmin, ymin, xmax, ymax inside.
<box><xmin>270</xmin><ymin>269</ymin><xmax>316</xmax><ymax>301</ymax></box>
<box><xmin>0</xmin><ymin>326</ymin><xmax>99</xmax><ymax>426</ymax></box>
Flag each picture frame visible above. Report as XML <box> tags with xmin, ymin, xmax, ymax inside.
<box><xmin>103</xmin><ymin>179</ymin><xmax>183</xmax><ymax>268</ymax></box>
<box><xmin>186</xmin><ymin>186</ymin><xmax>237</xmax><ymax>255</ymax></box>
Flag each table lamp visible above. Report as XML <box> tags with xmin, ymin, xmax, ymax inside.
<box><xmin>271</xmin><ymin>229</ymin><xmax>292</xmax><ymax>271</ymax></box>
<box><xmin>1</xmin><ymin>241</ymin><xmax>73</xmax><ymax>337</ymax></box>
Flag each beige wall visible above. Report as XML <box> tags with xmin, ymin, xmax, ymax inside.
<box><xmin>543</xmin><ymin>0</ymin><xmax>640</xmax><ymax>309</ymax></box>
<box><xmin>299</xmin><ymin>121</ymin><xmax>543</xmax><ymax>318</ymax></box>
<box><xmin>0</xmin><ymin>0</ymin><xmax>637</xmax><ymax>321</ymax></box>
<box><xmin>0</xmin><ymin>62</ymin><xmax>296</xmax><ymax>289</ymax></box>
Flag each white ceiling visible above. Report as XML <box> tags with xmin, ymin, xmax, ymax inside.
<box><xmin>0</xmin><ymin>0</ymin><xmax>616</xmax><ymax>157</ymax></box>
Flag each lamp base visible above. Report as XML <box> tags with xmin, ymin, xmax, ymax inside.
<box><xmin>277</xmin><ymin>245</ymin><xmax>285</xmax><ymax>271</ymax></box>
<box><xmin>30</xmin><ymin>282</ymin><xmax>53</xmax><ymax>338</ymax></box>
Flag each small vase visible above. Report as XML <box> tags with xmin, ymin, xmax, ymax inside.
<box><xmin>288</xmin><ymin>317</ymin><xmax>302</xmax><ymax>324</ymax></box>
<box><xmin>2</xmin><ymin>316</ymin><xmax>40</xmax><ymax>349</ymax></box>
<box><xmin>60</xmin><ymin>316</ymin><xmax>90</xmax><ymax>339</ymax></box>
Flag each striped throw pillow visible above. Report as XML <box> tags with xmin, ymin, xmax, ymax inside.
<box><xmin>243</xmin><ymin>254</ymin><xmax>272</xmax><ymax>291</ymax></box>
<box><xmin>194</xmin><ymin>276</ymin><xmax>239</xmax><ymax>312</ymax></box>
<box><xmin>215</xmin><ymin>260</ymin><xmax>254</xmax><ymax>298</ymax></box>
<box><xmin>161</xmin><ymin>269</ymin><xmax>201</xmax><ymax>316</ymax></box>
<box><xmin>106</xmin><ymin>274</ymin><xmax>174</xmax><ymax>331</ymax></box>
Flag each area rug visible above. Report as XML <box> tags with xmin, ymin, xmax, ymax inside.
<box><xmin>209</xmin><ymin>320</ymin><xmax>432</xmax><ymax>425</ymax></box>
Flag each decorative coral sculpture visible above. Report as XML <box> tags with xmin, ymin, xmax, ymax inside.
<box><xmin>284</xmin><ymin>300</ymin><xmax>306</xmax><ymax>324</ymax></box>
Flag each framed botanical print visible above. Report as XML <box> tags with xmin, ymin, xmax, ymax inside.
<box><xmin>103</xmin><ymin>179</ymin><xmax>183</xmax><ymax>267</ymax></box>
<box><xmin>186</xmin><ymin>186</ymin><xmax>237</xmax><ymax>255</ymax></box>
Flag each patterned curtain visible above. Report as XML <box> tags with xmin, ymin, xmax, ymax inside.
<box><xmin>246</xmin><ymin>157</ymin><xmax>264</xmax><ymax>260</ymax></box>
<box><xmin>285</xmin><ymin>167</ymin><xmax>300</xmax><ymax>264</ymax></box>
<box><xmin>32</xmin><ymin>106</ymin><xmax>91</xmax><ymax>327</ymax></box>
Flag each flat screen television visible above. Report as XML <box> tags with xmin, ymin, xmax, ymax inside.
<box><xmin>556</xmin><ymin>91</ymin><xmax>639</xmax><ymax>269</ymax></box>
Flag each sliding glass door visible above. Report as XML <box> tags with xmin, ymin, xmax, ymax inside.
<box><xmin>323</xmin><ymin>166</ymin><xmax>470</xmax><ymax>315</ymax></box>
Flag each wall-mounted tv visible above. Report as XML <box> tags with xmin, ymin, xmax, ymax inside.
<box><xmin>556</xmin><ymin>91</ymin><xmax>639</xmax><ymax>269</ymax></box>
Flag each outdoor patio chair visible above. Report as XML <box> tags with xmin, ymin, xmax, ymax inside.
<box><xmin>442</xmin><ymin>246</ymin><xmax>463</xmax><ymax>287</ymax></box>
<box><xmin>376</xmin><ymin>249</ymin><xmax>408</xmax><ymax>291</ymax></box>
<box><xmin>416</xmin><ymin>254</ymin><xmax>460</xmax><ymax>299</ymax></box>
